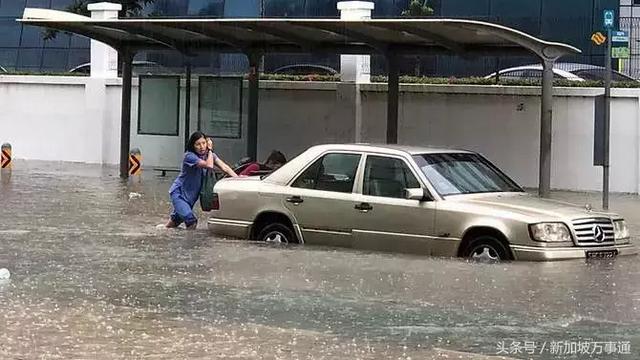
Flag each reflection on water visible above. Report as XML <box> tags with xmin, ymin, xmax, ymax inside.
<box><xmin>0</xmin><ymin>161</ymin><xmax>639</xmax><ymax>359</ymax></box>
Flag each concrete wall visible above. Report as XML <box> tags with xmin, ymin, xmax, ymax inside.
<box><xmin>0</xmin><ymin>77</ymin><xmax>94</xmax><ymax>163</ymax></box>
<box><xmin>257</xmin><ymin>82</ymin><xmax>356</xmax><ymax>159</ymax></box>
<box><xmin>1</xmin><ymin>75</ymin><xmax>640</xmax><ymax>193</ymax></box>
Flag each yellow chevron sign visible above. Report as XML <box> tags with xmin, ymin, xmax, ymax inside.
<box><xmin>129</xmin><ymin>153</ymin><xmax>142</xmax><ymax>176</ymax></box>
<box><xmin>591</xmin><ymin>32</ymin><xmax>606</xmax><ymax>45</ymax></box>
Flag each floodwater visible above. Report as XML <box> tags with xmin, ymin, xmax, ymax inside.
<box><xmin>1</xmin><ymin>161</ymin><xmax>639</xmax><ymax>359</ymax></box>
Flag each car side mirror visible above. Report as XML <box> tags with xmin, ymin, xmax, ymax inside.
<box><xmin>405</xmin><ymin>188</ymin><xmax>433</xmax><ymax>201</ymax></box>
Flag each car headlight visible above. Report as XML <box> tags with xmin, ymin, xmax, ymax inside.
<box><xmin>529</xmin><ymin>222</ymin><xmax>572</xmax><ymax>242</ymax></box>
<box><xmin>614</xmin><ymin>220</ymin><xmax>630</xmax><ymax>240</ymax></box>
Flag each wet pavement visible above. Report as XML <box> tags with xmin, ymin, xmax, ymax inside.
<box><xmin>0</xmin><ymin>160</ymin><xmax>639</xmax><ymax>359</ymax></box>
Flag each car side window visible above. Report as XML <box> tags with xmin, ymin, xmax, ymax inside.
<box><xmin>500</xmin><ymin>70</ymin><xmax>526</xmax><ymax>80</ymax></box>
<box><xmin>363</xmin><ymin>156</ymin><xmax>421</xmax><ymax>198</ymax></box>
<box><xmin>291</xmin><ymin>153</ymin><xmax>361</xmax><ymax>193</ymax></box>
<box><xmin>522</xmin><ymin>69</ymin><xmax>541</xmax><ymax>79</ymax></box>
<box><xmin>522</xmin><ymin>69</ymin><xmax>563</xmax><ymax>80</ymax></box>
<box><xmin>574</xmin><ymin>69</ymin><xmax>633</xmax><ymax>82</ymax></box>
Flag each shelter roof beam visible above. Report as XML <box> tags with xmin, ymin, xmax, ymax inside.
<box><xmin>101</xmin><ymin>23</ymin><xmax>190</xmax><ymax>54</ymax></box>
<box><xmin>37</xmin><ymin>22</ymin><xmax>123</xmax><ymax>50</ymax></box>
<box><xmin>239</xmin><ymin>22</ymin><xmax>315</xmax><ymax>51</ymax></box>
<box><xmin>370</xmin><ymin>22</ymin><xmax>467</xmax><ymax>55</ymax></box>
<box><xmin>294</xmin><ymin>22</ymin><xmax>387</xmax><ymax>53</ymax></box>
<box><xmin>171</xmin><ymin>23</ymin><xmax>249</xmax><ymax>51</ymax></box>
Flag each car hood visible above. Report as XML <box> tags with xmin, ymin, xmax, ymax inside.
<box><xmin>448</xmin><ymin>192</ymin><xmax>616</xmax><ymax>221</ymax></box>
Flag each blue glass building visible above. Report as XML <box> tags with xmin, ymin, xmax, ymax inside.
<box><xmin>0</xmin><ymin>0</ymin><xmax>90</xmax><ymax>72</ymax></box>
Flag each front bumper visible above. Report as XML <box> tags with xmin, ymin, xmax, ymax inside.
<box><xmin>510</xmin><ymin>243</ymin><xmax>637</xmax><ymax>261</ymax></box>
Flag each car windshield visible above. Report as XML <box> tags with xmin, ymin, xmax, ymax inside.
<box><xmin>413</xmin><ymin>153</ymin><xmax>523</xmax><ymax>196</ymax></box>
<box><xmin>571</xmin><ymin>69</ymin><xmax>636</xmax><ymax>82</ymax></box>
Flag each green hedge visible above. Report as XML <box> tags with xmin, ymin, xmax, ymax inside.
<box><xmin>2</xmin><ymin>71</ymin><xmax>88</xmax><ymax>77</ymax></box>
<box><xmin>259</xmin><ymin>73</ymin><xmax>640</xmax><ymax>87</ymax></box>
<box><xmin>370</xmin><ymin>75</ymin><xmax>640</xmax><ymax>88</ymax></box>
<box><xmin>4</xmin><ymin>71</ymin><xmax>640</xmax><ymax>88</ymax></box>
<box><xmin>254</xmin><ymin>73</ymin><xmax>340</xmax><ymax>82</ymax></box>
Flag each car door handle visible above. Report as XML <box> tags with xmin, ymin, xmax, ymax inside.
<box><xmin>355</xmin><ymin>202</ymin><xmax>373</xmax><ymax>212</ymax></box>
<box><xmin>286</xmin><ymin>196</ymin><xmax>304</xmax><ymax>205</ymax></box>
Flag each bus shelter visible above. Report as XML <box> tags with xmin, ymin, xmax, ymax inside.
<box><xmin>20</xmin><ymin>7</ymin><xmax>580</xmax><ymax>196</ymax></box>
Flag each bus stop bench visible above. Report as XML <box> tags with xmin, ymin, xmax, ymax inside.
<box><xmin>153</xmin><ymin>168</ymin><xmax>180</xmax><ymax>176</ymax></box>
<box><xmin>153</xmin><ymin>167</ymin><xmax>225</xmax><ymax>178</ymax></box>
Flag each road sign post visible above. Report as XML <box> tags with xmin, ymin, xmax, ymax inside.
<box><xmin>603</xmin><ymin>28</ymin><xmax>611</xmax><ymax>210</ymax></box>
<box><xmin>602</xmin><ymin>10</ymin><xmax>614</xmax><ymax>210</ymax></box>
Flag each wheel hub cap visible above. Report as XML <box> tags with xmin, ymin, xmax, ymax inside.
<box><xmin>471</xmin><ymin>246</ymin><xmax>499</xmax><ymax>262</ymax></box>
<box><xmin>265</xmin><ymin>232</ymin><xmax>287</xmax><ymax>244</ymax></box>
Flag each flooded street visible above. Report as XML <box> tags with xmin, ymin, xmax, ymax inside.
<box><xmin>1</xmin><ymin>161</ymin><xmax>639</xmax><ymax>359</ymax></box>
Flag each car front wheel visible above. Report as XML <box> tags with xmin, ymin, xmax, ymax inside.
<box><xmin>257</xmin><ymin>223</ymin><xmax>295</xmax><ymax>244</ymax></box>
<box><xmin>463</xmin><ymin>235</ymin><xmax>512</xmax><ymax>262</ymax></box>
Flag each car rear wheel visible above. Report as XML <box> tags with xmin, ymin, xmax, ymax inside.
<box><xmin>463</xmin><ymin>235</ymin><xmax>512</xmax><ymax>262</ymax></box>
<box><xmin>257</xmin><ymin>223</ymin><xmax>295</xmax><ymax>244</ymax></box>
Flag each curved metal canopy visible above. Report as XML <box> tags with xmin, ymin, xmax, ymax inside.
<box><xmin>19</xmin><ymin>8</ymin><xmax>580</xmax><ymax>59</ymax></box>
<box><xmin>18</xmin><ymin>7</ymin><xmax>578</xmax><ymax>197</ymax></box>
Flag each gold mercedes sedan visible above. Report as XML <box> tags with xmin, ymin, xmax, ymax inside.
<box><xmin>207</xmin><ymin>144</ymin><xmax>636</xmax><ymax>261</ymax></box>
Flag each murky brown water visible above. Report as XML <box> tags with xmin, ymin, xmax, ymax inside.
<box><xmin>0</xmin><ymin>161</ymin><xmax>639</xmax><ymax>359</ymax></box>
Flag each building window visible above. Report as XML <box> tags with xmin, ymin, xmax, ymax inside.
<box><xmin>137</xmin><ymin>75</ymin><xmax>180</xmax><ymax>136</ymax></box>
<box><xmin>198</xmin><ymin>76</ymin><xmax>243</xmax><ymax>139</ymax></box>
<box><xmin>0</xmin><ymin>0</ymin><xmax>27</xmax><ymax>17</ymax></box>
<box><xmin>16</xmin><ymin>48</ymin><xmax>42</xmax><ymax>70</ymax></box>
<box><xmin>0</xmin><ymin>20</ymin><xmax>21</xmax><ymax>48</ymax></box>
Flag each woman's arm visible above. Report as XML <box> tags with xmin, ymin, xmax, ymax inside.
<box><xmin>215</xmin><ymin>157</ymin><xmax>238</xmax><ymax>177</ymax></box>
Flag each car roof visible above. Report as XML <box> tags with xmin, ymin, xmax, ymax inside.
<box><xmin>272</xmin><ymin>64</ymin><xmax>338</xmax><ymax>74</ymax></box>
<box><xmin>488</xmin><ymin>62</ymin><xmax>636</xmax><ymax>81</ymax></box>
<box><xmin>68</xmin><ymin>60</ymin><xmax>161</xmax><ymax>72</ymax></box>
<box><xmin>263</xmin><ymin>143</ymin><xmax>475</xmax><ymax>185</ymax></box>
<box><xmin>488</xmin><ymin>64</ymin><xmax>581</xmax><ymax>80</ymax></box>
<box><xmin>309</xmin><ymin>143</ymin><xmax>474</xmax><ymax>155</ymax></box>
<box><xmin>497</xmin><ymin>62</ymin><xmax>606</xmax><ymax>71</ymax></box>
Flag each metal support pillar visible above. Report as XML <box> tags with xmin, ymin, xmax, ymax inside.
<box><xmin>119</xmin><ymin>50</ymin><xmax>134</xmax><ymax>179</ymax></box>
<box><xmin>386</xmin><ymin>53</ymin><xmax>399</xmax><ymax>144</ymax></box>
<box><xmin>184</xmin><ymin>60</ymin><xmax>192</xmax><ymax>150</ymax></box>
<box><xmin>538</xmin><ymin>58</ymin><xmax>554</xmax><ymax>197</ymax></box>
<box><xmin>247</xmin><ymin>52</ymin><xmax>260</xmax><ymax>161</ymax></box>
<box><xmin>603</xmin><ymin>29</ymin><xmax>613</xmax><ymax>210</ymax></box>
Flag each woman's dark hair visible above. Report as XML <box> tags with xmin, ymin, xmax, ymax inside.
<box><xmin>186</xmin><ymin>131</ymin><xmax>207</xmax><ymax>153</ymax></box>
<box><xmin>265</xmin><ymin>150</ymin><xmax>287</xmax><ymax>166</ymax></box>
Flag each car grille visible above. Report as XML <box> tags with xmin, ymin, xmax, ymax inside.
<box><xmin>571</xmin><ymin>218</ymin><xmax>615</xmax><ymax>246</ymax></box>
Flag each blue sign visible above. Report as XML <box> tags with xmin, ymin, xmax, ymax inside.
<box><xmin>604</xmin><ymin>10</ymin><xmax>615</xmax><ymax>29</ymax></box>
<box><xmin>611</xmin><ymin>31</ymin><xmax>629</xmax><ymax>43</ymax></box>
